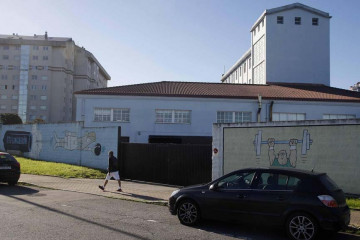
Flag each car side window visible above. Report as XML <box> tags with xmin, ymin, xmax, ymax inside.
<box><xmin>217</xmin><ymin>171</ymin><xmax>255</xmax><ymax>190</ymax></box>
<box><xmin>254</xmin><ymin>173</ymin><xmax>300</xmax><ymax>191</ymax></box>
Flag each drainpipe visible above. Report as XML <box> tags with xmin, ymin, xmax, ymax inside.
<box><xmin>269</xmin><ymin>101</ymin><xmax>274</xmax><ymax>122</ymax></box>
<box><xmin>257</xmin><ymin>95</ymin><xmax>262</xmax><ymax>122</ymax></box>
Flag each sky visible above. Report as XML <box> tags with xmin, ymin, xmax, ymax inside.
<box><xmin>2</xmin><ymin>0</ymin><xmax>359</xmax><ymax>90</ymax></box>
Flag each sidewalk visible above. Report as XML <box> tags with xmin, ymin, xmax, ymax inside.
<box><xmin>19</xmin><ymin>174</ymin><xmax>178</xmax><ymax>205</ymax></box>
<box><xmin>19</xmin><ymin>174</ymin><xmax>360</xmax><ymax>228</ymax></box>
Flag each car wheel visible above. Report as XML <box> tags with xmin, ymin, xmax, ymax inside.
<box><xmin>8</xmin><ymin>181</ymin><xmax>18</xmax><ymax>186</ymax></box>
<box><xmin>286</xmin><ymin>212</ymin><xmax>318</xmax><ymax>240</ymax></box>
<box><xmin>177</xmin><ymin>199</ymin><xmax>200</xmax><ymax>226</ymax></box>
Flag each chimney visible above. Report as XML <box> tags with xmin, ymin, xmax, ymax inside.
<box><xmin>45</xmin><ymin>31</ymin><xmax>48</xmax><ymax>40</ymax></box>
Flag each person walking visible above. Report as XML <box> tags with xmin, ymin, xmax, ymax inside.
<box><xmin>99</xmin><ymin>151</ymin><xmax>122</xmax><ymax>192</ymax></box>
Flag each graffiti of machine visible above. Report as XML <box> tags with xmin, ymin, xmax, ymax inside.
<box><xmin>3</xmin><ymin>131</ymin><xmax>32</xmax><ymax>152</ymax></box>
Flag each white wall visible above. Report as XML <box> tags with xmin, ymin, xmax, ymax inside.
<box><xmin>76</xmin><ymin>94</ymin><xmax>360</xmax><ymax>144</ymax></box>
<box><xmin>266</xmin><ymin>9</ymin><xmax>330</xmax><ymax>85</ymax></box>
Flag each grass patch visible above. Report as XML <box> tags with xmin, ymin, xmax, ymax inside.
<box><xmin>15</xmin><ymin>157</ymin><xmax>106</xmax><ymax>179</ymax></box>
<box><xmin>347</xmin><ymin>198</ymin><xmax>360</xmax><ymax>210</ymax></box>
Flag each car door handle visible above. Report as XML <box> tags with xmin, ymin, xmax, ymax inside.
<box><xmin>236</xmin><ymin>194</ymin><xmax>247</xmax><ymax>199</ymax></box>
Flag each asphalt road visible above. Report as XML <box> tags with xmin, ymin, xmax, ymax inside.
<box><xmin>0</xmin><ymin>184</ymin><xmax>359</xmax><ymax>240</ymax></box>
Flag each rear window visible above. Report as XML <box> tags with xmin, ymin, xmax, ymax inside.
<box><xmin>0</xmin><ymin>154</ymin><xmax>16</xmax><ymax>162</ymax></box>
<box><xmin>319</xmin><ymin>175</ymin><xmax>339</xmax><ymax>191</ymax></box>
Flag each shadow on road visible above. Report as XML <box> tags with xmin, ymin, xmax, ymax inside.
<box><xmin>105</xmin><ymin>190</ymin><xmax>165</xmax><ymax>201</ymax></box>
<box><xmin>0</xmin><ymin>183</ymin><xmax>39</xmax><ymax>196</ymax></box>
<box><xmin>190</xmin><ymin>219</ymin><xmax>360</xmax><ymax>240</ymax></box>
<box><xmin>5</xmin><ymin>194</ymin><xmax>151</xmax><ymax>240</ymax></box>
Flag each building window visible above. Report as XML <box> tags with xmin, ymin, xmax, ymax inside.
<box><xmin>0</xmin><ymin>105</ymin><xmax>6</xmax><ymax>110</ymax></box>
<box><xmin>113</xmin><ymin>108</ymin><xmax>130</xmax><ymax>122</ymax></box>
<box><xmin>40</xmin><ymin>95</ymin><xmax>47</xmax><ymax>100</ymax></box>
<box><xmin>156</xmin><ymin>109</ymin><xmax>191</xmax><ymax>124</ymax></box>
<box><xmin>43</xmin><ymin>46</ymin><xmax>49</xmax><ymax>50</ymax></box>
<box><xmin>217</xmin><ymin>111</ymin><xmax>252</xmax><ymax>123</ymax></box>
<box><xmin>3</xmin><ymin>55</ymin><xmax>9</xmax><ymax>60</ymax></box>
<box><xmin>312</xmin><ymin>18</ymin><xmax>319</xmax><ymax>26</ymax></box>
<box><xmin>277</xmin><ymin>16</ymin><xmax>284</xmax><ymax>24</ymax></box>
<box><xmin>94</xmin><ymin>108</ymin><xmax>111</xmax><ymax>122</ymax></box>
<box><xmin>40</xmin><ymin>106</ymin><xmax>47</xmax><ymax>110</ymax></box>
<box><xmin>33</xmin><ymin>46</ymin><xmax>39</xmax><ymax>50</ymax></box>
<box><xmin>1</xmin><ymin>95</ymin><xmax>7</xmax><ymax>100</ymax></box>
<box><xmin>30</xmin><ymin>106</ymin><xmax>37</xmax><ymax>110</ymax></box>
<box><xmin>43</xmin><ymin>56</ymin><xmax>48</xmax><ymax>61</ymax></box>
<box><xmin>32</xmin><ymin>75</ymin><xmax>37</xmax><ymax>80</ymax></box>
<box><xmin>31</xmin><ymin>85</ymin><xmax>37</xmax><ymax>90</ymax></box>
<box><xmin>41</xmin><ymin>76</ymin><xmax>48</xmax><ymax>81</ymax></box>
<box><xmin>323</xmin><ymin>114</ymin><xmax>355</xmax><ymax>120</ymax></box>
<box><xmin>13</xmin><ymin>75</ymin><xmax>19</xmax><ymax>80</ymax></box>
<box><xmin>30</xmin><ymin>95</ymin><xmax>37</xmax><ymax>100</ymax></box>
<box><xmin>3</xmin><ymin>46</ymin><xmax>9</xmax><ymax>50</ymax></box>
<box><xmin>15</xmin><ymin>46</ymin><xmax>20</xmax><ymax>50</ymax></box>
<box><xmin>41</xmin><ymin>85</ymin><xmax>47</xmax><ymax>90</ymax></box>
<box><xmin>272</xmin><ymin>112</ymin><xmax>305</xmax><ymax>121</ymax></box>
<box><xmin>1</xmin><ymin>75</ymin><xmax>8</xmax><ymax>80</ymax></box>
<box><xmin>12</xmin><ymin>95</ymin><xmax>18</xmax><ymax>100</ymax></box>
<box><xmin>295</xmin><ymin>17</ymin><xmax>301</xmax><ymax>25</ymax></box>
<box><xmin>11</xmin><ymin>105</ymin><xmax>17</xmax><ymax>110</ymax></box>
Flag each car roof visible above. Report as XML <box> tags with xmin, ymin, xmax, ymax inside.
<box><xmin>0</xmin><ymin>152</ymin><xmax>10</xmax><ymax>155</ymax></box>
<box><xmin>236</xmin><ymin>167</ymin><xmax>324</xmax><ymax>176</ymax></box>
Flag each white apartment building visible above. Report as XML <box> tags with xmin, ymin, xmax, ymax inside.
<box><xmin>0</xmin><ymin>32</ymin><xmax>110</xmax><ymax>123</ymax></box>
<box><xmin>221</xmin><ymin>3</ymin><xmax>331</xmax><ymax>86</ymax></box>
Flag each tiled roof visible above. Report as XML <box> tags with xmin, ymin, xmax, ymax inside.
<box><xmin>75</xmin><ymin>81</ymin><xmax>360</xmax><ymax>103</ymax></box>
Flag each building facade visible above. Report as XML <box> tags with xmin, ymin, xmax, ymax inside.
<box><xmin>75</xmin><ymin>81</ymin><xmax>360</xmax><ymax>144</ymax></box>
<box><xmin>0</xmin><ymin>32</ymin><xmax>110</xmax><ymax>123</ymax></box>
<box><xmin>221</xmin><ymin>3</ymin><xmax>331</xmax><ymax>86</ymax></box>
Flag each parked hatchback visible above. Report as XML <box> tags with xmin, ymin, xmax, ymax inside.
<box><xmin>169</xmin><ymin>167</ymin><xmax>350</xmax><ymax>240</ymax></box>
<box><xmin>0</xmin><ymin>152</ymin><xmax>20</xmax><ymax>185</ymax></box>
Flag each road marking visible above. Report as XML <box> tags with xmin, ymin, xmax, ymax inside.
<box><xmin>147</xmin><ymin>220</ymin><xmax>157</xmax><ymax>223</ymax></box>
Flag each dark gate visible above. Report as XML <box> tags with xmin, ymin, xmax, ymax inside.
<box><xmin>119</xmin><ymin>143</ymin><xmax>212</xmax><ymax>186</ymax></box>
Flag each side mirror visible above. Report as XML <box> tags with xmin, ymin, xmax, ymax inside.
<box><xmin>209</xmin><ymin>183</ymin><xmax>217</xmax><ymax>191</ymax></box>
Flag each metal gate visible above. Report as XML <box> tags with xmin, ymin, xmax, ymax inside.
<box><xmin>119</xmin><ymin>143</ymin><xmax>212</xmax><ymax>186</ymax></box>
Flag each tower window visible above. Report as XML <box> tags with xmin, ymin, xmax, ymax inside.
<box><xmin>295</xmin><ymin>17</ymin><xmax>301</xmax><ymax>25</ymax></box>
<box><xmin>312</xmin><ymin>18</ymin><xmax>319</xmax><ymax>26</ymax></box>
<box><xmin>277</xmin><ymin>16</ymin><xmax>284</xmax><ymax>24</ymax></box>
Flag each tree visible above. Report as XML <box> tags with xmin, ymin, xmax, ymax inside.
<box><xmin>0</xmin><ymin>113</ymin><xmax>23</xmax><ymax>125</ymax></box>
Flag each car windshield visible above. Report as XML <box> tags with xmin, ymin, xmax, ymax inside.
<box><xmin>0</xmin><ymin>154</ymin><xmax>16</xmax><ymax>162</ymax></box>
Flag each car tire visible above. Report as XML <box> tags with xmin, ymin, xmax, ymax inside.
<box><xmin>177</xmin><ymin>199</ymin><xmax>200</xmax><ymax>226</ymax></box>
<box><xmin>8</xmin><ymin>181</ymin><xmax>18</xmax><ymax>186</ymax></box>
<box><xmin>286</xmin><ymin>212</ymin><xmax>318</xmax><ymax>240</ymax></box>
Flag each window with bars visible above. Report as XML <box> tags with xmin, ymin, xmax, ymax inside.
<box><xmin>272</xmin><ymin>112</ymin><xmax>305</xmax><ymax>121</ymax></box>
<box><xmin>323</xmin><ymin>114</ymin><xmax>355</xmax><ymax>120</ymax></box>
<box><xmin>155</xmin><ymin>109</ymin><xmax>191</xmax><ymax>124</ymax></box>
<box><xmin>217</xmin><ymin>111</ymin><xmax>252</xmax><ymax>123</ymax></box>
<box><xmin>94</xmin><ymin>108</ymin><xmax>130</xmax><ymax>122</ymax></box>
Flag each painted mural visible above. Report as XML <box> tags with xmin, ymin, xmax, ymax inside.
<box><xmin>253</xmin><ymin>129</ymin><xmax>313</xmax><ymax>168</ymax></box>
<box><xmin>0</xmin><ymin>122</ymin><xmax>118</xmax><ymax>170</ymax></box>
<box><xmin>3</xmin><ymin>131</ymin><xmax>32</xmax><ymax>152</ymax></box>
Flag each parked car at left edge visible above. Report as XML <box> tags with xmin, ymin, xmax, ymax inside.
<box><xmin>0</xmin><ymin>152</ymin><xmax>20</xmax><ymax>185</ymax></box>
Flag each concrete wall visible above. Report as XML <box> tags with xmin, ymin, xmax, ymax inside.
<box><xmin>212</xmin><ymin>119</ymin><xmax>360</xmax><ymax>194</ymax></box>
<box><xmin>0</xmin><ymin>122</ymin><xmax>118</xmax><ymax>170</ymax></box>
<box><xmin>266</xmin><ymin>9</ymin><xmax>330</xmax><ymax>85</ymax></box>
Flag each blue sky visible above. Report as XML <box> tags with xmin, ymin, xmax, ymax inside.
<box><xmin>2</xmin><ymin>0</ymin><xmax>359</xmax><ymax>89</ymax></box>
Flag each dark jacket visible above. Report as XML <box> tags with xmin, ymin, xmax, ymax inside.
<box><xmin>108</xmin><ymin>156</ymin><xmax>118</xmax><ymax>172</ymax></box>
